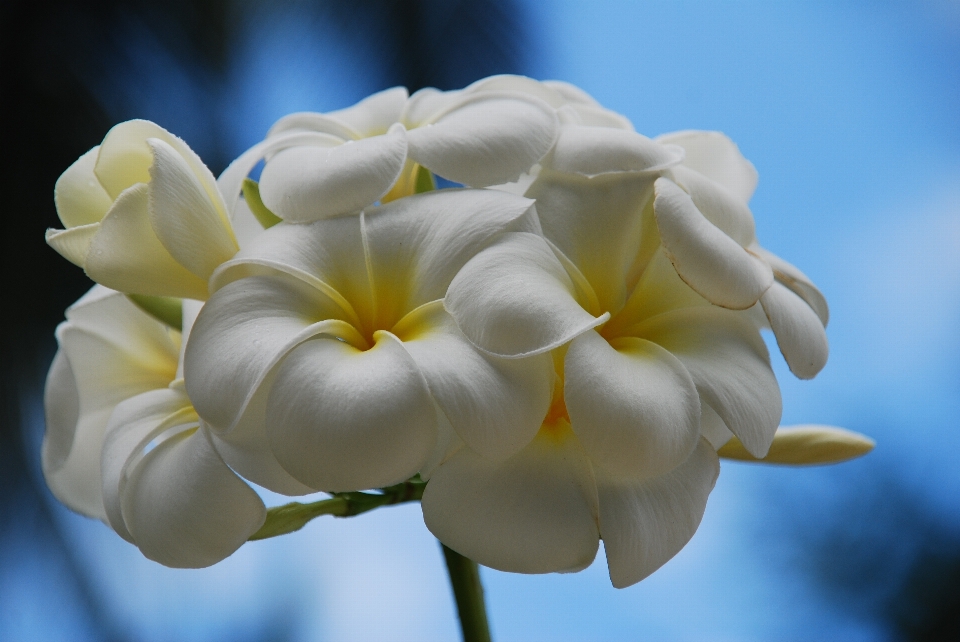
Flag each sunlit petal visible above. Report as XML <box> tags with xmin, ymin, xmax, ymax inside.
<box><xmin>54</xmin><ymin>147</ymin><xmax>112</xmax><ymax>227</ymax></box>
<box><xmin>656</xmin><ymin>130</ymin><xmax>759</xmax><ymax>203</ymax></box>
<box><xmin>761</xmin><ymin>280</ymin><xmax>829</xmax><ymax>379</ymax></box>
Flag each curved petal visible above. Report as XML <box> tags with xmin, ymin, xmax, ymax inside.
<box><xmin>101</xmin><ymin>386</ymin><xmax>194</xmax><ymax>542</ymax></box>
<box><xmin>465</xmin><ymin>74</ymin><xmax>570</xmax><ymax>107</ymax></box>
<box><xmin>760</xmin><ymin>281</ymin><xmax>829</xmax><ymax>379</ymax></box>
<box><xmin>402</xmin><ymin>87</ymin><xmax>457</xmax><ymax>128</ymax></box>
<box><xmin>45</xmin><ymin>224</ymin><xmax>98</xmax><ymax>267</ymax></box>
<box><xmin>47</xmin><ymin>288</ymin><xmax>179</xmax><ymax>519</ymax></box>
<box><xmin>55</xmin><ymin>147</ymin><xmax>112</xmax><ymax>227</ymax></box>
<box><xmin>527</xmin><ymin>169</ymin><xmax>656</xmax><ymax>314</ymax></box>
<box><xmin>147</xmin><ymin>138</ymin><xmax>237</xmax><ymax>279</ymax></box>
<box><xmin>445</xmin><ymin>232</ymin><xmax>607</xmax><ymax>358</ymax></box>
<box><xmin>654</xmin><ymin>178</ymin><xmax>772</xmax><ymax>310</ymax></box>
<box><xmin>422</xmin><ymin>425</ymin><xmax>600</xmax><ymax>574</ymax></box>
<box><xmin>699</xmin><ymin>401</ymin><xmax>733</xmax><ymax>449</ymax></box>
<box><xmin>184</xmin><ymin>273</ymin><xmax>355</xmax><ymax>434</ymax></box>
<box><xmin>266</xmin><ymin>331</ymin><xmax>438</xmax><ymax>491</ymax></box>
<box><xmin>751</xmin><ymin>246</ymin><xmax>829</xmax><ymax>326</ymax></box>
<box><xmin>565</xmin><ymin>330</ymin><xmax>701</xmax><ymax>480</ymax></box>
<box><xmin>598</xmin><ymin>438</ymin><xmax>719</xmax><ymax>588</ymax></box>
<box><xmin>266</xmin><ymin>113</ymin><xmax>358</xmax><ymax>140</ymax></box>
<box><xmin>407</xmin><ymin>91</ymin><xmax>558</xmax><ymax>187</ymax></box>
<box><xmin>670</xmin><ymin>165</ymin><xmax>756</xmax><ymax>247</ymax></box>
<box><xmin>217</xmin><ymin>130</ymin><xmax>346</xmax><ymax>219</ymax></box>
<box><xmin>122</xmin><ymin>423</ymin><xmax>265</xmax><ymax>568</ymax></box>
<box><xmin>326</xmin><ymin>86</ymin><xmax>408</xmax><ymax>136</ymax></box>
<box><xmin>259</xmin><ymin>124</ymin><xmax>407</xmax><ymax>222</ymax></box>
<box><xmin>86</xmin><ymin>184</ymin><xmax>210</xmax><ymax>299</ymax></box>
<box><xmin>362</xmin><ymin>188</ymin><xmax>538</xmax><ymax>323</ymax></box>
<box><xmin>635</xmin><ymin>307</ymin><xmax>781</xmax><ymax>458</ymax></box>
<box><xmin>717</xmin><ymin>425</ymin><xmax>874</xmax><ymax>465</ymax></box>
<box><xmin>542</xmin><ymin>80</ymin><xmax>601</xmax><ymax>106</ymax></box>
<box><xmin>568</xmin><ymin>105</ymin><xmax>634</xmax><ymax>130</ymax></box>
<box><xmin>543</xmin><ymin>126</ymin><xmax>683</xmax><ymax>177</ymax></box>
<box><xmin>655</xmin><ymin>130</ymin><xmax>759</xmax><ymax>203</ymax></box>
<box><xmin>394</xmin><ymin>301</ymin><xmax>553</xmax><ymax>460</ymax></box>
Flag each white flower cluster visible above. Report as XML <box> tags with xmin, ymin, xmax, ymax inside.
<box><xmin>44</xmin><ymin>76</ymin><xmax>863</xmax><ymax>587</ymax></box>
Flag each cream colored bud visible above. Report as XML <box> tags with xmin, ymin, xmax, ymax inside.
<box><xmin>717</xmin><ymin>425</ymin><xmax>874</xmax><ymax>465</ymax></box>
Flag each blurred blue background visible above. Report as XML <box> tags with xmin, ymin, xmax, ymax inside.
<box><xmin>3</xmin><ymin>1</ymin><xmax>959</xmax><ymax>640</ymax></box>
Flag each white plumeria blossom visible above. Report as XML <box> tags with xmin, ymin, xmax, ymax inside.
<box><xmin>43</xmin><ymin>286</ymin><xmax>265</xmax><ymax>567</ymax></box>
<box><xmin>45</xmin><ymin>120</ymin><xmax>241</xmax><ymax>300</ymax></box>
<box><xmin>431</xmin><ymin>113</ymin><xmax>809</xmax><ymax>587</ymax></box>
<box><xmin>183</xmin><ymin>188</ymin><xmax>553</xmax><ymax>494</ymax></box>
<box><xmin>253</xmin><ymin>80</ymin><xmax>560</xmax><ymax>223</ymax></box>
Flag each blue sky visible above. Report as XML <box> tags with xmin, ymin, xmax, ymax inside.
<box><xmin>7</xmin><ymin>2</ymin><xmax>960</xmax><ymax>640</ymax></box>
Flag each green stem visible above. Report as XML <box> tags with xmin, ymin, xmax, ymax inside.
<box><xmin>441</xmin><ymin>543</ymin><xmax>492</xmax><ymax>642</ymax></box>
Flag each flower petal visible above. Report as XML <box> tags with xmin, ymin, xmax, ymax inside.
<box><xmin>422</xmin><ymin>425</ymin><xmax>600</xmax><ymax>574</ymax></box>
<box><xmin>407</xmin><ymin>92</ymin><xmax>558</xmax><ymax>187</ymax></box>
<box><xmin>654</xmin><ymin>177</ymin><xmax>773</xmax><ymax>310</ymax></box>
<box><xmin>147</xmin><ymin>138</ymin><xmax>237</xmax><ymax>279</ymax></box>
<box><xmin>543</xmin><ymin>125</ymin><xmax>683</xmax><ymax>177</ymax></box>
<box><xmin>47</xmin><ymin>288</ymin><xmax>179</xmax><ymax>519</ymax></box>
<box><xmin>184</xmin><ymin>273</ymin><xmax>355</xmax><ymax>434</ymax></box>
<box><xmin>394</xmin><ymin>301</ymin><xmax>553</xmax><ymax>460</ymax></box>
<box><xmin>636</xmin><ymin>307</ymin><xmax>781</xmax><ymax>458</ymax></box>
<box><xmin>266</xmin><ymin>331</ymin><xmax>438</xmax><ymax>491</ymax></box>
<box><xmin>259</xmin><ymin>124</ymin><xmax>407</xmax><ymax>222</ymax></box>
<box><xmin>760</xmin><ymin>281</ymin><xmax>829</xmax><ymax>379</ymax></box>
<box><xmin>527</xmin><ymin>168</ymin><xmax>657</xmax><ymax>313</ymax></box>
<box><xmin>85</xmin><ymin>184</ymin><xmax>210</xmax><ymax>299</ymax></box>
<box><xmin>54</xmin><ymin>147</ymin><xmax>112</xmax><ymax>227</ymax></box>
<box><xmin>445</xmin><ymin>232</ymin><xmax>608</xmax><ymax>358</ymax></box>
<box><xmin>402</xmin><ymin>87</ymin><xmax>457</xmax><ymax>127</ymax></box>
<box><xmin>670</xmin><ymin>165</ymin><xmax>756</xmax><ymax>247</ymax></box>
<box><xmin>101</xmin><ymin>386</ymin><xmax>194</xmax><ymax>543</ymax></box>
<box><xmin>717</xmin><ymin>425</ymin><xmax>874</xmax><ymax>465</ymax></box>
<box><xmin>362</xmin><ymin>188</ymin><xmax>538</xmax><ymax>323</ymax></box>
<box><xmin>700</xmin><ymin>401</ymin><xmax>734</xmax><ymax>449</ymax></box>
<box><xmin>565</xmin><ymin>330</ymin><xmax>701</xmax><ymax>480</ymax></box>
<box><xmin>465</xmin><ymin>74</ymin><xmax>571</xmax><ymax>107</ymax></box>
<box><xmin>655</xmin><ymin>130</ymin><xmax>759</xmax><ymax>203</ymax></box>
<box><xmin>121</xmin><ymin>423</ymin><xmax>265</xmax><ymax>568</ymax></box>
<box><xmin>326</xmin><ymin>86</ymin><xmax>408</xmax><ymax>136</ymax></box>
<box><xmin>598</xmin><ymin>438</ymin><xmax>719</xmax><ymax>588</ymax></box>
<box><xmin>45</xmin><ymin>224</ymin><xmax>98</xmax><ymax>267</ymax></box>
<box><xmin>751</xmin><ymin>246</ymin><xmax>830</xmax><ymax>326</ymax></box>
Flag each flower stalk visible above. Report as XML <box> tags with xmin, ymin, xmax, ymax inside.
<box><xmin>442</xmin><ymin>543</ymin><xmax>492</xmax><ymax>642</ymax></box>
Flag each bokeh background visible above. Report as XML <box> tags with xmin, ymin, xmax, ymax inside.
<box><xmin>3</xmin><ymin>1</ymin><xmax>960</xmax><ymax>640</ymax></box>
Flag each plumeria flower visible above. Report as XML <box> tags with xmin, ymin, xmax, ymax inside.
<box><xmin>656</xmin><ymin>130</ymin><xmax>829</xmax><ymax>382</ymax></box>
<box><xmin>43</xmin><ymin>286</ymin><xmax>265</xmax><ymax>567</ymax></box>
<box><xmin>45</xmin><ymin>120</ymin><xmax>240</xmax><ymax>300</ymax></box>
<box><xmin>249</xmin><ymin>82</ymin><xmax>560</xmax><ymax>223</ymax></box>
<box><xmin>183</xmin><ymin>188</ymin><xmax>553</xmax><ymax>494</ymax></box>
<box><xmin>428</xmin><ymin>125</ymin><xmax>788</xmax><ymax>588</ymax></box>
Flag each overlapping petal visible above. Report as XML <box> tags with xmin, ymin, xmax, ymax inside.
<box><xmin>655</xmin><ymin>130</ymin><xmax>759</xmax><ymax>203</ymax></box>
<box><xmin>54</xmin><ymin>147</ymin><xmax>112</xmax><ymax>227</ymax></box>
<box><xmin>422</xmin><ymin>426</ymin><xmax>600</xmax><ymax>574</ymax></box>
<box><xmin>543</xmin><ymin>125</ymin><xmax>683</xmax><ymax>177</ymax></box>
<box><xmin>597</xmin><ymin>439</ymin><xmax>719</xmax><ymax>588</ymax></box>
<box><xmin>760</xmin><ymin>281</ymin><xmax>829</xmax><ymax>379</ymax></box>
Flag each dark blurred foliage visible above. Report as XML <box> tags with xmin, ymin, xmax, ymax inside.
<box><xmin>770</xmin><ymin>461</ymin><xmax>960</xmax><ymax>642</ymax></box>
<box><xmin>0</xmin><ymin>0</ymin><xmax>529</xmax><ymax>638</ymax></box>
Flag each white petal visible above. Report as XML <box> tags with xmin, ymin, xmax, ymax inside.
<box><xmin>598</xmin><ymin>438</ymin><xmax>719</xmax><ymax>588</ymax></box>
<box><xmin>654</xmin><ymin>178</ymin><xmax>773</xmax><ymax>309</ymax></box>
<box><xmin>394</xmin><ymin>301</ymin><xmax>553</xmax><ymax>460</ymax></box>
<box><xmin>326</xmin><ymin>86</ymin><xmax>408</xmax><ymax>136</ymax></box>
<box><xmin>422</xmin><ymin>426</ymin><xmax>600</xmax><ymax>574</ymax></box>
<box><xmin>267</xmin><ymin>113</ymin><xmax>358</xmax><ymax>140</ymax></box>
<box><xmin>542</xmin><ymin>80</ymin><xmax>601</xmax><ymax>106</ymax></box>
<box><xmin>85</xmin><ymin>184</ymin><xmax>210</xmax><ymax>299</ymax></box>
<box><xmin>55</xmin><ymin>147</ymin><xmax>112</xmax><ymax>227</ymax></box>
<box><xmin>445</xmin><ymin>232</ymin><xmax>607</xmax><ymax>358</ymax></box>
<box><xmin>527</xmin><ymin>168</ymin><xmax>657</xmax><ymax>313</ymax></box>
<box><xmin>45</xmin><ymin>224</ymin><xmax>97</xmax><ymax>267</ymax></box>
<box><xmin>362</xmin><ymin>188</ymin><xmax>538</xmax><ymax>321</ymax></box>
<box><xmin>565</xmin><ymin>330</ymin><xmax>701</xmax><ymax>480</ymax></box>
<box><xmin>636</xmin><ymin>307</ymin><xmax>781</xmax><ymax>458</ymax></box>
<box><xmin>751</xmin><ymin>245</ymin><xmax>830</xmax><ymax>326</ymax></box>
<box><xmin>121</xmin><ymin>423</ymin><xmax>265</xmax><ymax>568</ymax></box>
<box><xmin>407</xmin><ymin>92</ymin><xmax>558</xmax><ymax>186</ymax></box>
<box><xmin>544</xmin><ymin>126</ymin><xmax>683</xmax><ymax>177</ymax></box>
<box><xmin>101</xmin><ymin>387</ymin><xmax>194</xmax><ymax>543</ymax></box>
<box><xmin>465</xmin><ymin>74</ymin><xmax>570</xmax><ymax>107</ymax></box>
<box><xmin>402</xmin><ymin>87</ymin><xmax>459</xmax><ymax>128</ymax></box>
<box><xmin>760</xmin><ymin>281</ymin><xmax>829</xmax><ymax>379</ymax></box>
<box><xmin>266</xmin><ymin>331</ymin><xmax>437</xmax><ymax>491</ymax></box>
<box><xmin>699</xmin><ymin>401</ymin><xmax>734</xmax><ymax>449</ymax></box>
<box><xmin>259</xmin><ymin>124</ymin><xmax>407</xmax><ymax>222</ymax></box>
<box><xmin>568</xmin><ymin>105</ymin><xmax>634</xmax><ymax>130</ymax></box>
<box><xmin>671</xmin><ymin>165</ymin><xmax>756</xmax><ymax>247</ymax></box>
<box><xmin>147</xmin><ymin>138</ymin><xmax>237</xmax><ymax>279</ymax></box>
<box><xmin>655</xmin><ymin>130</ymin><xmax>759</xmax><ymax>203</ymax></box>
<box><xmin>717</xmin><ymin>424</ymin><xmax>874</xmax><ymax>465</ymax></box>
<box><xmin>184</xmin><ymin>273</ymin><xmax>355</xmax><ymax>434</ymax></box>
<box><xmin>217</xmin><ymin>130</ymin><xmax>346</xmax><ymax>220</ymax></box>
<box><xmin>48</xmin><ymin>289</ymin><xmax>179</xmax><ymax>519</ymax></box>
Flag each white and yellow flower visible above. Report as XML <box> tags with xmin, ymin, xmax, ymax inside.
<box><xmin>43</xmin><ymin>287</ymin><xmax>265</xmax><ymax>567</ymax></box>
